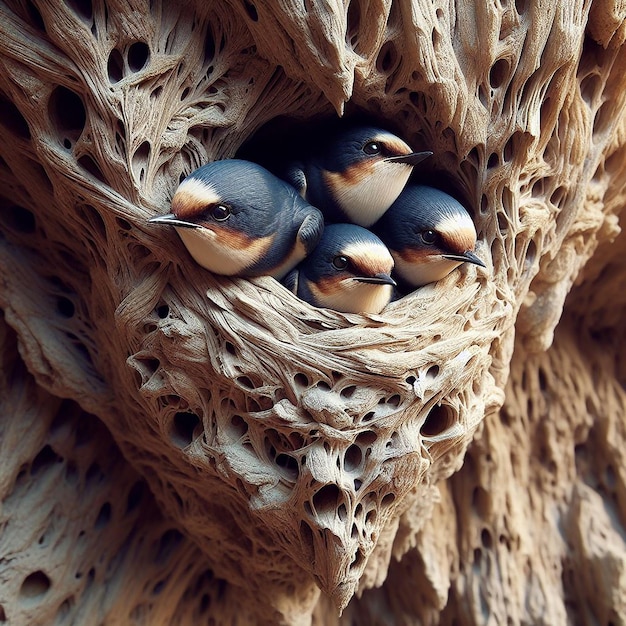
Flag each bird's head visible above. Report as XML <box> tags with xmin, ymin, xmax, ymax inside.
<box><xmin>303</xmin><ymin>224</ymin><xmax>396</xmax><ymax>314</ymax></box>
<box><xmin>321</xmin><ymin>126</ymin><xmax>431</xmax><ymax>226</ymax></box>
<box><xmin>374</xmin><ymin>185</ymin><xmax>485</xmax><ymax>288</ymax></box>
<box><xmin>149</xmin><ymin>160</ymin><xmax>290</xmax><ymax>276</ymax></box>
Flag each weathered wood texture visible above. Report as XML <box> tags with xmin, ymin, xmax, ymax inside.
<box><xmin>0</xmin><ymin>0</ymin><xmax>625</xmax><ymax>624</ymax></box>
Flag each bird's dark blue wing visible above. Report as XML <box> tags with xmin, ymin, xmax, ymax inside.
<box><xmin>297</xmin><ymin>210</ymin><xmax>325</xmax><ymax>254</ymax></box>
<box><xmin>282</xmin><ymin>164</ymin><xmax>307</xmax><ymax>197</ymax></box>
<box><xmin>282</xmin><ymin>268</ymin><xmax>300</xmax><ymax>295</ymax></box>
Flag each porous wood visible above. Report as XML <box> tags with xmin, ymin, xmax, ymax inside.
<box><xmin>0</xmin><ymin>0</ymin><xmax>625</xmax><ymax>624</ymax></box>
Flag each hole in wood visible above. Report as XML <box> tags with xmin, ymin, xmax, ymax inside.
<box><xmin>95</xmin><ymin>502</ymin><xmax>112</xmax><ymax>529</ymax></box>
<box><xmin>107</xmin><ymin>48</ymin><xmax>124</xmax><ymax>82</ymax></box>
<box><xmin>20</xmin><ymin>571</ymin><xmax>51</xmax><ymax>601</ymax></box>
<box><xmin>243</xmin><ymin>0</ymin><xmax>259</xmax><ymax>21</ymax></box>
<box><xmin>49</xmin><ymin>86</ymin><xmax>87</xmax><ymax>149</ymax></box>
<box><xmin>0</xmin><ymin>94</ymin><xmax>31</xmax><ymax>139</ymax></box>
<box><xmin>56</xmin><ymin>296</ymin><xmax>75</xmax><ymax>318</ymax></box>
<box><xmin>340</xmin><ymin>385</ymin><xmax>357</xmax><ymax>399</ymax></box>
<box><xmin>154</xmin><ymin>529</ymin><xmax>184</xmax><ymax>565</ymax></box>
<box><xmin>426</xmin><ymin>365</ymin><xmax>440</xmax><ymax>380</ymax></box>
<box><xmin>376</xmin><ymin>41</ymin><xmax>397</xmax><ymax>74</ymax></box>
<box><xmin>78</xmin><ymin>154</ymin><xmax>106</xmax><ymax>183</ymax></box>
<box><xmin>128</xmin><ymin>41</ymin><xmax>150</xmax><ymax>72</ymax></box>
<box><xmin>203</xmin><ymin>29</ymin><xmax>216</xmax><ymax>64</ymax></box>
<box><xmin>344</xmin><ymin>444</ymin><xmax>362</xmax><ymax>471</ymax></box>
<box><xmin>346</xmin><ymin>0</ymin><xmax>361</xmax><ymax>48</ymax></box>
<box><xmin>275</xmin><ymin>453</ymin><xmax>299</xmax><ymax>479</ymax></box>
<box><xmin>350</xmin><ymin>548</ymin><xmax>365</xmax><ymax>569</ymax></box>
<box><xmin>25</xmin><ymin>0</ymin><xmax>45</xmax><ymax>31</ymax></box>
<box><xmin>381</xmin><ymin>492</ymin><xmax>395</xmax><ymax>508</ymax></box>
<box><xmin>126</xmin><ymin>481</ymin><xmax>146</xmax><ymax>513</ymax></box>
<box><xmin>30</xmin><ymin>445</ymin><xmax>62</xmax><ymax>476</ymax></box>
<box><xmin>64</xmin><ymin>0</ymin><xmax>93</xmax><ymax>21</ymax></box>
<box><xmin>312</xmin><ymin>484</ymin><xmax>341</xmax><ymax>516</ymax></box>
<box><xmin>489</xmin><ymin>58</ymin><xmax>509</xmax><ymax>89</ymax></box>
<box><xmin>2</xmin><ymin>205</ymin><xmax>36</xmax><ymax>233</ymax></box>
<box><xmin>421</xmin><ymin>404</ymin><xmax>456</xmax><ymax>436</ymax></box>
<box><xmin>170</xmin><ymin>411</ymin><xmax>201</xmax><ymax>447</ymax></box>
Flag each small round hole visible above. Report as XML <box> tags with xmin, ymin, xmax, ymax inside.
<box><xmin>170</xmin><ymin>411</ymin><xmax>200</xmax><ymax>448</ymax></box>
<box><xmin>381</xmin><ymin>492</ymin><xmax>395</xmax><ymax>508</ymax></box>
<box><xmin>489</xmin><ymin>58</ymin><xmax>509</xmax><ymax>89</ymax></box>
<box><xmin>294</xmin><ymin>373</ymin><xmax>309</xmax><ymax>388</ymax></box>
<box><xmin>56</xmin><ymin>297</ymin><xmax>75</xmax><ymax>318</ymax></box>
<box><xmin>227</xmin><ymin>415</ymin><xmax>248</xmax><ymax>438</ymax></box>
<box><xmin>236</xmin><ymin>375</ymin><xmax>257</xmax><ymax>390</ymax></box>
<box><xmin>20</xmin><ymin>571</ymin><xmax>51</xmax><ymax>600</ymax></box>
<box><xmin>48</xmin><ymin>86</ymin><xmax>86</xmax><ymax>141</ymax></box>
<box><xmin>425</xmin><ymin>365</ymin><xmax>439</xmax><ymax>380</ymax></box>
<box><xmin>127</xmin><ymin>41</ymin><xmax>150</xmax><ymax>72</ymax></box>
<box><xmin>340</xmin><ymin>385</ymin><xmax>357</xmax><ymax>399</ymax></box>
<box><xmin>275</xmin><ymin>453</ymin><xmax>299</xmax><ymax>479</ymax></box>
<box><xmin>312</xmin><ymin>484</ymin><xmax>341</xmax><ymax>516</ymax></box>
<box><xmin>421</xmin><ymin>404</ymin><xmax>456</xmax><ymax>436</ymax></box>
<box><xmin>344</xmin><ymin>444</ymin><xmax>362</xmax><ymax>472</ymax></box>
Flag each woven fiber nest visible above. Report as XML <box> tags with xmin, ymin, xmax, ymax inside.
<box><xmin>1</xmin><ymin>1</ymin><xmax>626</xmax><ymax>624</ymax></box>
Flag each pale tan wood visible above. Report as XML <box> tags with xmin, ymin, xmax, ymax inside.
<box><xmin>0</xmin><ymin>0</ymin><xmax>625</xmax><ymax>623</ymax></box>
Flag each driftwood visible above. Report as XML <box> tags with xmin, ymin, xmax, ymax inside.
<box><xmin>0</xmin><ymin>0</ymin><xmax>625</xmax><ymax>624</ymax></box>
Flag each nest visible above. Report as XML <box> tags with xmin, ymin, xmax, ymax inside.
<box><xmin>1</xmin><ymin>0</ymin><xmax>626</xmax><ymax>624</ymax></box>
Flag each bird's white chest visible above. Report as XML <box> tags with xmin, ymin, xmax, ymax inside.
<box><xmin>309</xmin><ymin>279</ymin><xmax>393</xmax><ymax>314</ymax></box>
<box><xmin>176</xmin><ymin>226</ymin><xmax>272</xmax><ymax>276</ymax></box>
<box><xmin>393</xmin><ymin>254</ymin><xmax>462</xmax><ymax>287</ymax></box>
<box><xmin>327</xmin><ymin>162</ymin><xmax>412</xmax><ymax>227</ymax></box>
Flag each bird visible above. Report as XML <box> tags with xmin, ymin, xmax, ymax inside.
<box><xmin>372</xmin><ymin>184</ymin><xmax>486</xmax><ymax>289</ymax></box>
<box><xmin>283</xmin><ymin>223</ymin><xmax>397</xmax><ymax>314</ymax></box>
<box><xmin>148</xmin><ymin>159</ymin><xmax>325</xmax><ymax>279</ymax></box>
<box><xmin>277</xmin><ymin>124</ymin><xmax>432</xmax><ymax>227</ymax></box>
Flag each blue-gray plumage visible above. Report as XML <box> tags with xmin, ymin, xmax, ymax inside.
<box><xmin>283</xmin><ymin>223</ymin><xmax>396</xmax><ymax>314</ymax></box>
<box><xmin>281</xmin><ymin>125</ymin><xmax>432</xmax><ymax>227</ymax></box>
<box><xmin>148</xmin><ymin>159</ymin><xmax>324</xmax><ymax>279</ymax></box>
<box><xmin>373</xmin><ymin>184</ymin><xmax>485</xmax><ymax>288</ymax></box>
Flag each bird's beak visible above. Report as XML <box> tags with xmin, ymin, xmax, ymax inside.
<box><xmin>386</xmin><ymin>150</ymin><xmax>433</xmax><ymax>166</ymax></box>
<box><xmin>443</xmin><ymin>250</ymin><xmax>486</xmax><ymax>268</ymax></box>
<box><xmin>148</xmin><ymin>214</ymin><xmax>199</xmax><ymax>229</ymax></box>
<box><xmin>356</xmin><ymin>273</ymin><xmax>397</xmax><ymax>287</ymax></box>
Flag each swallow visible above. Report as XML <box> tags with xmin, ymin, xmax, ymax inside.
<box><xmin>280</xmin><ymin>124</ymin><xmax>432</xmax><ymax>227</ymax></box>
<box><xmin>373</xmin><ymin>184</ymin><xmax>485</xmax><ymax>289</ymax></box>
<box><xmin>148</xmin><ymin>159</ymin><xmax>325</xmax><ymax>279</ymax></box>
<box><xmin>283</xmin><ymin>223</ymin><xmax>396</xmax><ymax>314</ymax></box>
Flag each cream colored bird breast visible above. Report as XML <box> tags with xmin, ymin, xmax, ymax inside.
<box><xmin>175</xmin><ymin>225</ymin><xmax>273</xmax><ymax>276</ymax></box>
<box><xmin>325</xmin><ymin>160</ymin><xmax>413</xmax><ymax>226</ymax></box>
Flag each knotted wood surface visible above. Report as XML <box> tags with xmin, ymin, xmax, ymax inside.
<box><xmin>0</xmin><ymin>0</ymin><xmax>625</xmax><ymax>624</ymax></box>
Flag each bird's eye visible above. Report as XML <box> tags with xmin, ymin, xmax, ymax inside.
<box><xmin>363</xmin><ymin>141</ymin><xmax>380</xmax><ymax>155</ymax></box>
<box><xmin>420</xmin><ymin>230</ymin><xmax>437</xmax><ymax>245</ymax></box>
<box><xmin>332</xmin><ymin>255</ymin><xmax>349</xmax><ymax>270</ymax></box>
<box><xmin>211</xmin><ymin>204</ymin><xmax>231</xmax><ymax>221</ymax></box>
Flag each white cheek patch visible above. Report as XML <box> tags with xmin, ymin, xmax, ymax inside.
<box><xmin>172</xmin><ymin>178</ymin><xmax>221</xmax><ymax>218</ymax></box>
<box><xmin>331</xmin><ymin>161</ymin><xmax>413</xmax><ymax>227</ymax></box>
<box><xmin>341</xmin><ymin>240</ymin><xmax>394</xmax><ymax>274</ymax></box>
<box><xmin>376</xmin><ymin>133</ymin><xmax>412</xmax><ymax>155</ymax></box>
<box><xmin>437</xmin><ymin>213</ymin><xmax>477</xmax><ymax>252</ymax></box>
